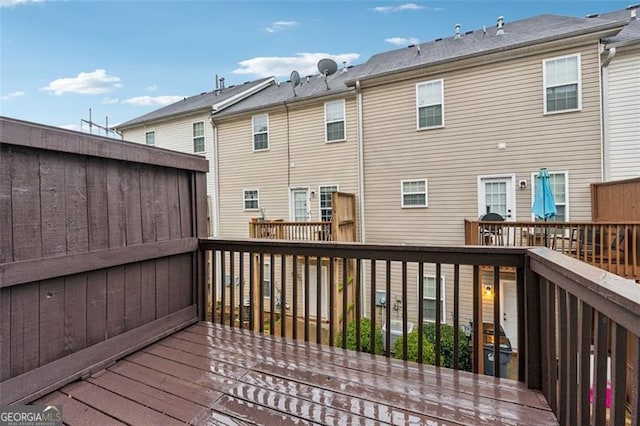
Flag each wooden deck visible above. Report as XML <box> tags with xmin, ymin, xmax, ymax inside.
<box><xmin>35</xmin><ymin>322</ymin><xmax>557</xmax><ymax>425</ymax></box>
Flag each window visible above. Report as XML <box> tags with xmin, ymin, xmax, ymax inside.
<box><xmin>145</xmin><ymin>131</ymin><xmax>155</xmax><ymax>146</ymax></box>
<box><xmin>319</xmin><ymin>185</ymin><xmax>338</xmax><ymax>221</ymax></box>
<box><xmin>243</xmin><ymin>189</ymin><xmax>259</xmax><ymax>211</ymax></box>
<box><xmin>401</xmin><ymin>179</ymin><xmax>427</xmax><ymax>208</ymax></box>
<box><xmin>262</xmin><ymin>259</ymin><xmax>271</xmax><ymax>299</ymax></box>
<box><xmin>421</xmin><ymin>275</ymin><xmax>445</xmax><ymax>323</ymax></box>
<box><xmin>253</xmin><ymin>114</ymin><xmax>269</xmax><ymax>151</ymax></box>
<box><xmin>531</xmin><ymin>171</ymin><xmax>568</xmax><ymax>221</ymax></box>
<box><xmin>416</xmin><ymin>79</ymin><xmax>444</xmax><ymax>129</ymax></box>
<box><xmin>325</xmin><ymin>100</ymin><xmax>345</xmax><ymax>142</ymax></box>
<box><xmin>193</xmin><ymin>122</ymin><xmax>205</xmax><ymax>153</ymax></box>
<box><xmin>544</xmin><ymin>54</ymin><xmax>581</xmax><ymax>113</ymax></box>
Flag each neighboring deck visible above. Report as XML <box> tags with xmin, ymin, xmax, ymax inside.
<box><xmin>36</xmin><ymin>322</ymin><xmax>557</xmax><ymax>425</ymax></box>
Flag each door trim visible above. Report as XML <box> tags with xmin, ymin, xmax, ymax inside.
<box><xmin>289</xmin><ymin>186</ymin><xmax>310</xmax><ymax>222</ymax></box>
<box><xmin>476</xmin><ymin>174</ymin><xmax>516</xmax><ymax>220</ymax></box>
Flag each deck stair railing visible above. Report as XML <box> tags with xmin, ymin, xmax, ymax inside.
<box><xmin>249</xmin><ymin>219</ymin><xmax>332</xmax><ymax>241</ymax></box>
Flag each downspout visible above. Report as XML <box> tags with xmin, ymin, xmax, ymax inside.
<box><xmin>209</xmin><ymin>117</ymin><xmax>221</xmax><ymax>237</ymax></box>
<box><xmin>284</xmin><ymin>101</ymin><xmax>291</xmax><ymax>188</ymax></box>
<box><xmin>356</xmin><ymin>79</ymin><xmax>367</xmax><ymax>317</ymax></box>
<box><xmin>600</xmin><ymin>46</ymin><xmax>616</xmax><ymax>181</ymax></box>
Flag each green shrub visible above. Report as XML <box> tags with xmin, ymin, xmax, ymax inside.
<box><xmin>393</xmin><ymin>330</ymin><xmax>436</xmax><ymax>364</ymax></box>
<box><xmin>423</xmin><ymin>323</ymin><xmax>472</xmax><ymax>371</ymax></box>
<box><xmin>337</xmin><ymin>317</ymin><xmax>383</xmax><ymax>355</ymax></box>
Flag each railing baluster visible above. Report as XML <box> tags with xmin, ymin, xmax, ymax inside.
<box><xmin>211</xmin><ymin>249</ymin><xmax>217</xmax><ymax>324</ymax></box>
<box><xmin>546</xmin><ymin>280</ymin><xmax>558</xmax><ymax>415</ymax></box>
<box><xmin>292</xmin><ymin>255</ymin><xmax>298</xmax><ymax>340</ymax></box>
<box><xmin>577</xmin><ymin>301</ymin><xmax>592</xmax><ymax>426</ymax></box>
<box><xmin>355</xmin><ymin>258</ymin><xmax>362</xmax><ymax>354</ymax></box>
<box><xmin>385</xmin><ymin>260</ymin><xmax>391</xmax><ymax>357</ymax></box>
<box><xmin>401</xmin><ymin>261</ymin><xmax>408</xmax><ymax>361</ymax></box>
<box><xmin>418</xmin><ymin>262</ymin><xmax>424</xmax><ymax>364</ymax></box>
<box><xmin>304</xmin><ymin>256</ymin><xmax>310</xmax><ymax>342</ymax></box>
<box><xmin>567</xmin><ymin>294</ymin><xmax>578</xmax><ymax>426</ymax></box>
<box><xmin>259</xmin><ymin>253</ymin><xmax>264</xmax><ymax>334</ymax></box>
<box><xmin>229</xmin><ymin>251</ymin><xmax>235</xmax><ymax>327</ymax></box>
<box><xmin>453</xmin><ymin>264</ymin><xmax>460</xmax><ymax>371</ymax></box>
<box><xmin>316</xmin><ymin>258</ymin><xmax>322</xmax><ymax>345</ymax></box>
<box><xmin>370</xmin><ymin>259</ymin><xmax>377</xmax><ymax>355</ymax></box>
<box><xmin>632</xmin><ymin>335</ymin><xmax>640</xmax><ymax>426</ymax></box>
<box><xmin>435</xmin><ymin>263</ymin><xmax>442</xmax><ymax>367</ymax></box>
<box><xmin>220</xmin><ymin>251</ymin><xmax>226</xmax><ymax>326</ymax></box>
<box><xmin>472</xmin><ymin>265</ymin><xmax>481</xmax><ymax>374</ymax></box>
<box><xmin>239</xmin><ymin>253</ymin><xmax>245</xmax><ymax>328</ymax></box>
<box><xmin>269</xmin><ymin>253</ymin><xmax>275</xmax><ymax>335</ymax></box>
<box><xmin>249</xmin><ymin>252</ymin><xmax>255</xmax><ymax>331</ymax></box>
<box><xmin>329</xmin><ymin>257</ymin><xmax>335</xmax><ymax>347</ymax></box>
<box><xmin>342</xmin><ymin>257</ymin><xmax>348</xmax><ymax>349</ymax></box>
<box><xmin>558</xmin><ymin>288</ymin><xmax>568</xmax><ymax>425</ymax></box>
<box><xmin>610</xmin><ymin>322</ymin><xmax>628</xmax><ymax>426</ymax></box>
<box><xmin>592</xmin><ymin>311</ymin><xmax>609</xmax><ymax>426</ymax></box>
<box><xmin>492</xmin><ymin>266</ymin><xmax>500</xmax><ymax>377</ymax></box>
<box><xmin>280</xmin><ymin>254</ymin><xmax>286</xmax><ymax>338</ymax></box>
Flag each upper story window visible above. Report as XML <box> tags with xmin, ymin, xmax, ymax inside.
<box><xmin>319</xmin><ymin>185</ymin><xmax>338</xmax><ymax>222</ymax></box>
<box><xmin>401</xmin><ymin>179</ymin><xmax>428</xmax><ymax>208</ymax></box>
<box><xmin>193</xmin><ymin>122</ymin><xmax>205</xmax><ymax>153</ymax></box>
<box><xmin>145</xmin><ymin>131</ymin><xmax>155</xmax><ymax>146</ymax></box>
<box><xmin>543</xmin><ymin>54</ymin><xmax>581</xmax><ymax>114</ymax></box>
<box><xmin>253</xmin><ymin>114</ymin><xmax>269</xmax><ymax>151</ymax></box>
<box><xmin>325</xmin><ymin>100</ymin><xmax>345</xmax><ymax>142</ymax></box>
<box><xmin>243</xmin><ymin>189</ymin><xmax>259</xmax><ymax>211</ymax></box>
<box><xmin>531</xmin><ymin>171</ymin><xmax>569</xmax><ymax>221</ymax></box>
<box><xmin>416</xmin><ymin>79</ymin><xmax>444</xmax><ymax>129</ymax></box>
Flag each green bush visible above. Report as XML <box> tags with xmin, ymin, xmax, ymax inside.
<box><xmin>393</xmin><ymin>330</ymin><xmax>435</xmax><ymax>364</ymax></box>
<box><xmin>337</xmin><ymin>317</ymin><xmax>383</xmax><ymax>355</ymax></box>
<box><xmin>423</xmin><ymin>323</ymin><xmax>472</xmax><ymax>371</ymax></box>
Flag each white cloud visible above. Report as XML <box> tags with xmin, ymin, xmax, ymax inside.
<box><xmin>122</xmin><ymin>95</ymin><xmax>183</xmax><ymax>106</ymax></box>
<box><xmin>373</xmin><ymin>3</ymin><xmax>440</xmax><ymax>13</ymax></box>
<box><xmin>41</xmin><ymin>69</ymin><xmax>122</xmax><ymax>95</ymax></box>
<box><xmin>101</xmin><ymin>97</ymin><xmax>119</xmax><ymax>104</ymax></box>
<box><xmin>0</xmin><ymin>0</ymin><xmax>44</xmax><ymax>7</ymax></box>
<box><xmin>266</xmin><ymin>21</ymin><xmax>298</xmax><ymax>33</ymax></box>
<box><xmin>1</xmin><ymin>91</ymin><xmax>25</xmax><ymax>101</ymax></box>
<box><xmin>385</xmin><ymin>37</ymin><xmax>419</xmax><ymax>46</ymax></box>
<box><xmin>145</xmin><ymin>85</ymin><xmax>157</xmax><ymax>91</ymax></box>
<box><xmin>233</xmin><ymin>52</ymin><xmax>360</xmax><ymax>78</ymax></box>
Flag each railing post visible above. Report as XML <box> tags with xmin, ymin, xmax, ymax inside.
<box><xmin>524</xmin><ymin>253</ymin><xmax>542</xmax><ymax>389</ymax></box>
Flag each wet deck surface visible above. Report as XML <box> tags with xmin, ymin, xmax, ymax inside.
<box><xmin>36</xmin><ymin>322</ymin><xmax>558</xmax><ymax>425</ymax></box>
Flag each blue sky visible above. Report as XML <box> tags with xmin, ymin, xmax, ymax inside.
<box><xmin>0</xmin><ymin>0</ymin><xmax>631</xmax><ymax>134</ymax></box>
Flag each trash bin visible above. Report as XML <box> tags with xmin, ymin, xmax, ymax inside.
<box><xmin>483</xmin><ymin>343</ymin><xmax>512</xmax><ymax>377</ymax></box>
<box><xmin>382</xmin><ymin>319</ymin><xmax>414</xmax><ymax>353</ymax></box>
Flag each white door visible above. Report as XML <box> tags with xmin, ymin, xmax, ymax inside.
<box><xmin>305</xmin><ymin>264</ymin><xmax>328</xmax><ymax>320</ymax></box>
<box><xmin>478</xmin><ymin>176</ymin><xmax>515</xmax><ymax>220</ymax></box>
<box><xmin>499</xmin><ymin>279</ymin><xmax>518</xmax><ymax>351</ymax></box>
<box><xmin>290</xmin><ymin>188</ymin><xmax>310</xmax><ymax>222</ymax></box>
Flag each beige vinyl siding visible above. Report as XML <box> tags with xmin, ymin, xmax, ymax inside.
<box><xmin>361</xmin><ymin>42</ymin><xmax>603</xmax><ymax>328</ymax></box>
<box><xmin>217</xmin><ymin>96</ymin><xmax>359</xmax><ymax>239</ymax></box>
<box><xmin>606</xmin><ymin>47</ymin><xmax>640</xmax><ymax>181</ymax></box>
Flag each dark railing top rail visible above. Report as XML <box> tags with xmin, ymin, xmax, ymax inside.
<box><xmin>200</xmin><ymin>238</ymin><xmax>527</xmax><ymax>267</ymax></box>
<box><xmin>528</xmin><ymin>247</ymin><xmax>640</xmax><ymax>336</ymax></box>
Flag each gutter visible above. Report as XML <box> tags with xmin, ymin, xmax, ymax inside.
<box><xmin>356</xmin><ymin>80</ymin><xmax>365</xmax><ymax>244</ymax></box>
<box><xmin>600</xmin><ymin>45</ymin><xmax>617</xmax><ymax>181</ymax></box>
<box><xmin>209</xmin><ymin>116</ymin><xmax>221</xmax><ymax>237</ymax></box>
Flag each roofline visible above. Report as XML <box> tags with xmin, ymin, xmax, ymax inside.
<box><xmin>344</xmin><ymin>19</ymin><xmax>627</xmax><ymax>86</ymax></box>
<box><xmin>212</xmin><ymin>77</ymin><xmax>277</xmax><ymax>111</ymax></box>
<box><xmin>115</xmin><ymin>77</ymin><xmax>277</xmax><ymax>131</ymax></box>
<box><xmin>605</xmin><ymin>36</ymin><xmax>640</xmax><ymax>48</ymax></box>
<box><xmin>211</xmin><ymin>85</ymin><xmax>355</xmax><ymax>120</ymax></box>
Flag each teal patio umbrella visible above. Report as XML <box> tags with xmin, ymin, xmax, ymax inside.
<box><xmin>532</xmin><ymin>168</ymin><xmax>557</xmax><ymax>246</ymax></box>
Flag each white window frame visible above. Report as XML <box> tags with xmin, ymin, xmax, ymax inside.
<box><xmin>252</xmin><ymin>114</ymin><xmax>269</xmax><ymax>151</ymax></box>
<box><xmin>262</xmin><ymin>258</ymin><xmax>271</xmax><ymax>299</ymax></box>
<box><xmin>543</xmin><ymin>53</ymin><xmax>581</xmax><ymax>114</ymax></box>
<box><xmin>145</xmin><ymin>130</ymin><xmax>155</xmax><ymax>146</ymax></box>
<box><xmin>530</xmin><ymin>171</ymin><xmax>569</xmax><ymax>221</ymax></box>
<box><xmin>419</xmin><ymin>274</ymin><xmax>446</xmax><ymax>324</ymax></box>
<box><xmin>318</xmin><ymin>185</ymin><xmax>339</xmax><ymax>222</ymax></box>
<box><xmin>416</xmin><ymin>79</ymin><xmax>445</xmax><ymax>130</ymax></box>
<box><xmin>243</xmin><ymin>189</ymin><xmax>260</xmax><ymax>211</ymax></box>
<box><xmin>192</xmin><ymin>121</ymin><xmax>205</xmax><ymax>153</ymax></box>
<box><xmin>324</xmin><ymin>99</ymin><xmax>346</xmax><ymax>143</ymax></box>
<box><xmin>401</xmin><ymin>179</ymin><xmax>428</xmax><ymax>208</ymax></box>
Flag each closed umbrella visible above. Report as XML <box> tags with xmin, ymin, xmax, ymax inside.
<box><xmin>532</xmin><ymin>168</ymin><xmax>557</xmax><ymax>246</ymax></box>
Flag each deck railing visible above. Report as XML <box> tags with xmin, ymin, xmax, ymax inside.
<box><xmin>200</xmin><ymin>238</ymin><xmax>640</xmax><ymax>425</ymax></box>
<box><xmin>249</xmin><ymin>219</ymin><xmax>332</xmax><ymax>241</ymax></box>
<box><xmin>465</xmin><ymin>220</ymin><xmax>640</xmax><ymax>281</ymax></box>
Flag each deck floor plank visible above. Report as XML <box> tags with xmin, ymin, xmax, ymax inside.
<box><xmin>36</xmin><ymin>322</ymin><xmax>558</xmax><ymax>425</ymax></box>
<box><xmin>35</xmin><ymin>390</ymin><xmax>125</xmax><ymax>426</ymax></box>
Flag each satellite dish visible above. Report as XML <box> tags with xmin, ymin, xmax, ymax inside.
<box><xmin>290</xmin><ymin>70</ymin><xmax>301</xmax><ymax>87</ymax></box>
<box><xmin>290</xmin><ymin>70</ymin><xmax>301</xmax><ymax>97</ymax></box>
<box><xmin>317</xmin><ymin>58</ymin><xmax>338</xmax><ymax>76</ymax></box>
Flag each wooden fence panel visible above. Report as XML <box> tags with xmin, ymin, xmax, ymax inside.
<box><xmin>592</xmin><ymin>177</ymin><xmax>640</xmax><ymax>221</ymax></box>
<box><xmin>0</xmin><ymin>117</ymin><xmax>208</xmax><ymax>404</ymax></box>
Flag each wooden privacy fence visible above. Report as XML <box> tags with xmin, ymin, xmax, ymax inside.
<box><xmin>592</xmin><ymin>177</ymin><xmax>640</xmax><ymax>222</ymax></box>
<box><xmin>0</xmin><ymin>118</ymin><xmax>208</xmax><ymax>404</ymax></box>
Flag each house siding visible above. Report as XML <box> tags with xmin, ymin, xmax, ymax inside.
<box><xmin>216</xmin><ymin>96</ymin><xmax>359</xmax><ymax>239</ymax></box>
<box><xmin>605</xmin><ymin>46</ymin><xmax>640</xmax><ymax>181</ymax></box>
<box><xmin>361</xmin><ymin>42</ymin><xmax>604</xmax><ymax>325</ymax></box>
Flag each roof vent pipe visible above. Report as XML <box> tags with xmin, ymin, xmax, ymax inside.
<box><xmin>632</xmin><ymin>8</ymin><xmax>638</xmax><ymax>19</ymax></box>
<box><xmin>219</xmin><ymin>77</ymin><xmax>225</xmax><ymax>89</ymax></box>
<box><xmin>415</xmin><ymin>43</ymin><xmax>421</xmax><ymax>55</ymax></box>
<box><xmin>454</xmin><ymin>23</ymin><xmax>461</xmax><ymax>39</ymax></box>
<box><xmin>496</xmin><ymin>16</ymin><xmax>505</xmax><ymax>35</ymax></box>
